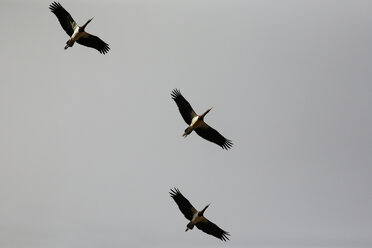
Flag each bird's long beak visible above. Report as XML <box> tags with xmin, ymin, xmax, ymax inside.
<box><xmin>185</xmin><ymin>228</ymin><xmax>189</xmax><ymax>232</ymax></box>
<box><xmin>87</xmin><ymin>17</ymin><xmax>94</xmax><ymax>24</ymax></box>
<box><xmin>200</xmin><ymin>107</ymin><xmax>213</xmax><ymax>118</ymax></box>
<box><xmin>201</xmin><ymin>203</ymin><xmax>211</xmax><ymax>215</ymax></box>
<box><xmin>82</xmin><ymin>17</ymin><xmax>94</xmax><ymax>29</ymax></box>
<box><xmin>182</xmin><ymin>132</ymin><xmax>188</xmax><ymax>137</ymax></box>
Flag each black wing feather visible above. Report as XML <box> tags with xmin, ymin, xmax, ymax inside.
<box><xmin>169</xmin><ymin>188</ymin><xmax>197</xmax><ymax>221</ymax></box>
<box><xmin>171</xmin><ymin>89</ymin><xmax>197</xmax><ymax>125</ymax></box>
<box><xmin>195</xmin><ymin>124</ymin><xmax>233</xmax><ymax>150</ymax></box>
<box><xmin>76</xmin><ymin>34</ymin><xmax>110</xmax><ymax>54</ymax></box>
<box><xmin>196</xmin><ymin>218</ymin><xmax>230</xmax><ymax>241</ymax></box>
<box><xmin>49</xmin><ymin>2</ymin><xmax>76</xmax><ymax>36</ymax></box>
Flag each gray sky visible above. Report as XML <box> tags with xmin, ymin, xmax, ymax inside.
<box><xmin>0</xmin><ymin>0</ymin><xmax>371</xmax><ymax>247</ymax></box>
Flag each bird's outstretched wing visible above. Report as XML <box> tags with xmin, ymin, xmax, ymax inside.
<box><xmin>49</xmin><ymin>2</ymin><xmax>77</xmax><ymax>36</ymax></box>
<box><xmin>77</xmin><ymin>33</ymin><xmax>110</xmax><ymax>54</ymax></box>
<box><xmin>170</xmin><ymin>188</ymin><xmax>197</xmax><ymax>221</ymax></box>
<box><xmin>196</xmin><ymin>217</ymin><xmax>230</xmax><ymax>241</ymax></box>
<box><xmin>171</xmin><ymin>89</ymin><xmax>197</xmax><ymax>125</ymax></box>
<box><xmin>195</xmin><ymin>122</ymin><xmax>233</xmax><ymax>150</ymax></box>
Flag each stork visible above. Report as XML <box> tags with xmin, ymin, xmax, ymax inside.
<box><xmin>170</xmin><ymin>188</ymin><xmax>230</xmax><ymax>241</ymax></box>
<box><xmin>49</xmin><ymin>2</ymin><xmax>110</xmax><ymax>54</ymax></box>
<box><xmin>171</xmin><ymin>89</ymin><xmax>233</xmax><ymax>150</ymax></box>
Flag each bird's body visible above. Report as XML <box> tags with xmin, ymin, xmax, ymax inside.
<box><xmin>171</xmin><ymin>89</ymin><xmax>233</xmax><ymax>150</ymax></box>
<box><xmin>187</xmin><ymin>214</ymin><xmax>202</xmax><ymax>230</ymax></box>
<box><xmin>185</xmin><ymin>204</ymin><xmax>210</xmax><ymax>231</ymax></box>
<box><xmin>49</xmin><ymin>2</ymin><xmax>110</xmax><ymax>54</ymax></box>
<box><xmin>65</xmin><ymin>26</ymin><xmax>86</xmax><ymax>49</ymax></box>
<box><xmin>170</xmin><ymin>188</ymin><xmax>230</xmax><ymax>241</ymax></box>
<box><xmin>64</xmin><ymin>24</ymin><xmax>85</xmax><ymax>49</ymax></box>
<box><xmin>183</xmin><ymin>115</ymin><xmax>206</xmax><ymax>137</ymax></box>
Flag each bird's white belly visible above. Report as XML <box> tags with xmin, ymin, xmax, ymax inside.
<box><xmin>190</xmin><ymin>116</ymin><xmax>201</xmax><ymax>129</ymax></box>
<box><xmin>71</xmin><ymin>30</ymin><xmax>85</xmax><ymax>41</ymax></box>
<box><xmin>191</xmin><ymin>213</ymin><xmax>203</xmax><ymax>225</ymax></box>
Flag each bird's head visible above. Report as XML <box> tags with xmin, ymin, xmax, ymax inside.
<box><xmin>82</xmin><ymin>17</ymin><xmax>94</xmax><ymax>30</ymax></box>
<box><xmin>200</xmin><ymin>107</ymin><xmax>213</xmax><ymax>119</ymax></box>
<box><xmin>199</xmin><ymin>203</ymin><xmax>211</xmax><ymax>216</ymax></box>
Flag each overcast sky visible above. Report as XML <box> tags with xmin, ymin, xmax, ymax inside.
<box><xmin>0</xmin><ymin>0</ymin><xmax>371</xmax><ymax>247</ymax></box>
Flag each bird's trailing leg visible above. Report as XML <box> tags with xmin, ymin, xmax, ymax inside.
<box><xmin>64</xmin><ymin>39</ymin><xmax>74</xmax><ymax>50</ymax></box>
<box><xmin>182</xmin><ymin>127</ymin><xmax>193</xmax><ymax>137</ymax></box>
<box><xmin>186</xmin><ymin>222</ymin><xmax>194</xmax><ymax>232</ymax></box>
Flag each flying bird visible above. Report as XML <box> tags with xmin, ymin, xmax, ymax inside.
<box><xmin>49</xmin><ymin>2</ymin><xmax>110</xmax><ymax>54</ymax></box>
<box><xmin>171</xmin><ymin>89</ymin><xmax>233</xmax><ymax>150</ymax></box>
<box><xmin>170</xmin><ymin>188</ymin><xmax>230</xmax><ymax>241</ymax></box>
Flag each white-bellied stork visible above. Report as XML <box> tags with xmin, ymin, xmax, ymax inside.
<box><xmin>170</xmin><ymin>188</ymin><xmax>230</xmax><ymax>241</ymax></box>
<box><xmin>49</xmin><ymin>2</ymin><xmax>110</xmax><ymax>54</ymax></box>
<box><xmin>171</xmin><ymin>89</ymin><xmax>233</xmax><ymax>150</ymax></box>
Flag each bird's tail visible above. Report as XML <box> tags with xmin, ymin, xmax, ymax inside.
<box><xmin>186</xmin><ymin>222</ymin><xmax>194</xmax><ymax>231</ymax></box>
<box><xmin>65</xmin><ymin>39</ymin><xmax>74</xmax><ymax>50</ymax></box>
<box><xmin>183</xmin><ymin>127</ymin><xmax>193</xmax><ymax>137</ymax></box>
